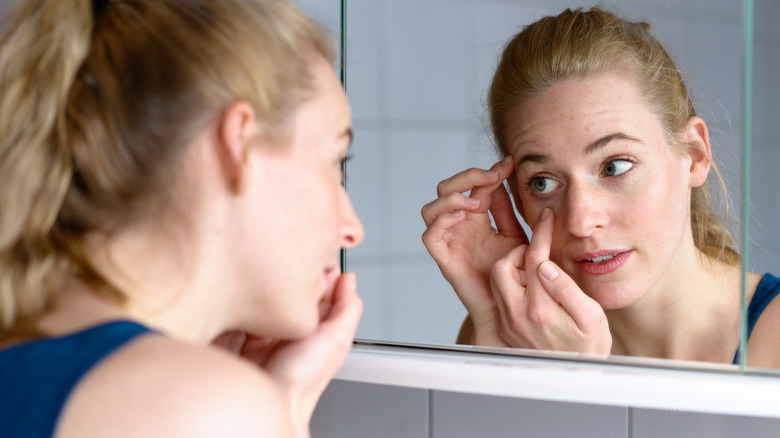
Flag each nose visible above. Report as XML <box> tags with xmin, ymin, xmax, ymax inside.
<box><xmin>562</xmin><ymin>182</ymin><xmax>608</xmax><ymax>237</ymax></box>
<box><xmin>340</xmin><ymin>190</ymin><xmax>364</xmax><ymax>248</ymax></box>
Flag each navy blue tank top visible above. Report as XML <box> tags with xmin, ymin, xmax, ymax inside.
<box><xmin>0</xmin><ymin>321</ymin><xmax>152</xmax><ymax>438</ymax></box>
<box><xmin>746</xmin><ymin>273</ymin><xmax>780</xmax><ymax>339</ymax></box>
<box><xmin>733</xmin><ymin>273</ymin><xmax>780</xmax><ymax>364</ymax></box>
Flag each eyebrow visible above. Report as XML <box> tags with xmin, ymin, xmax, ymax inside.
<box><xmin>515</xmin><ymin>132</ymin><xmax>642</xmax><ymax>168</ymax></box>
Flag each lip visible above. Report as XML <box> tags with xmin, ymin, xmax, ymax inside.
<box><xmin>574</xmin><ymin>249</ymin><xmax>632</xmax><ymax>276</ymax></box>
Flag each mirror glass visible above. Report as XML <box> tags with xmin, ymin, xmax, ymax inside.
<box><xmin>344</xmin><ymin>0</ymin><xmax>764</xmax><ymax>369</ymax></box>
<box><xmin>745</xmin><ymin>0</ymin><xmax>780</xmax><ymax>373</ymax></box>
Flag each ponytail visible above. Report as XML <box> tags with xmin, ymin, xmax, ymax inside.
<box><xmin>0</xmin><ymin>0</ymin><xmax>92</xmax><ymax>337</ymax></box>
<box><xmin>0</xmin><ymin>0</ymin><xmax>335</xmax><ymax>340</ymax></box>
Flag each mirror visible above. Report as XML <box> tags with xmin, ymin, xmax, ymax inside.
<box><xmin>744</xmin><ymin>0</ymin><xmax>780</xmax><ymax>372</ymax></box>
<box><xmin>343</xmin><ymin>0</ymin><xmax>774</xmax><ymax>370</ymax></box>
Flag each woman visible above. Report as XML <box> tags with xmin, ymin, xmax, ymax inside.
<box><xmin>421</xmin><ymin>7</ymin><xmax>780</xmax><ymax>368</ymax></box>
<box><xmin>0</xmin><ymin>0</ymin><xmax>363</xmax><ymax>436</ymax></box>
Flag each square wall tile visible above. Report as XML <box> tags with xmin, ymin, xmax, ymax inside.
<box><xmin>632</xmin><ymin>408</ymin><xmax>780</xmax><ymax>438</ymax></box>
<box><xmin>432</xmin><ymin>391</ymin><xmax>628</xmax><ymax>438</ymax></box>
<box><xmin>312</xmin><ymin>380</ymin><xmax>430</xmax><ymax>438</ymax></box>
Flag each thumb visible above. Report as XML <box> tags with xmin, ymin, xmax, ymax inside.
<box><xmin>536</xmin><ymin>260</ymin><xmax>603</xmax><ymax>326</ymax></box>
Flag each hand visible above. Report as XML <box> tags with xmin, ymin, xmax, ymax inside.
<box><xmin>212</xmin><ymin>272</ymin><xmax>362</xmax><ymax>428</ymax></box>
<box><xmin>490</xmin><ymin>209</ymin><xmax>612</xmax><ymax>354</ymax></box>
<box><xmin>421</xmin><ymin>156</ymin><xmax>526</xmax><ymax>345</ymax></box>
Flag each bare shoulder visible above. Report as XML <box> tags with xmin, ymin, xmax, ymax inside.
<box><xmin>56</xmin><ymin>334</ymin><xmax>295</xmax><ymax>438</ymax></box>
<box><xmin>746</xmin><ymin>272</ymin><xmax>780</xmax><ymax>370</ymax></box>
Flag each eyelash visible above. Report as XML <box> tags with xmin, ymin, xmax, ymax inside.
<box><xmin>339</xmin><ymin>154</ymin><xmax>353</xmax><ymax>185</ymax></box>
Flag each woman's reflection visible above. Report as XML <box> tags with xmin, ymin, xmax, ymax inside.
<box><xmin>421</xmin><ymin>7</ymin><xmax>780</xmax><ymax>368</ymax></box>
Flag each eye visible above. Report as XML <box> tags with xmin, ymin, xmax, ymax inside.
<box><xmin>530</xmin><ymin>176</ymin><xmax>559</xmax><ymax>194</ymax></box>
<box><xmin>338</xmin><ymin>153</ymin><xmax>352</xmax><ymax>185</ymax></box>
<box><xmin>602</xmin><ymin>159</ymin><xmax>633</xmax><ymax>177</ymax></box>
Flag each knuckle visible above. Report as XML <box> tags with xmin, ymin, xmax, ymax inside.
<box><xmin>436</xmin><ymin>180</ymin><xmax>449</xmax><ymax>196</ymax></box>
<box><xmin>524</xmin><ymin>248</ymin><xmax>545</xmax><ymax>264</ymax></box>
<box><xmin>420</xmin><ymin>202</ymin><xmax>430</xmax><ymax>219</ymax></box>
<box><xmin>490</xmin><ymin>258</ymin><xmax>511</xmax><ymax>278</ymax></box>
<box><xmin>421</xmin><ymin>228</ymin><xmax>433</xmax><ymax>244</ymax></box>
<box><xmin>527</xmin><ymin>303</ymin><xmax>552</xmax><ymax>327</ymax></box>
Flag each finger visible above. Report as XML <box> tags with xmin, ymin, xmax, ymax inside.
<box><xmin>525</xmin><ymin>208</ymin><xmax>554</xmax><ymax>266</ymax></box>
<box><xmin>421</xmin><ymin>209</ymin><xmax>468</xmax><ymax>251</ymax></box>
<box><xmin>468</xmin><ymin>156</ymin><xmax>515</xmax><ymax>208</ymax></box>
<box><xmin>436</xmin><ymin>166</ymin><xmax>502</xmax><ymax>198</ymax></box>
<box><xmin>319</xmin><ymin>272</ymin><xmax>363</xmax><ymax>339</ymax></box>
<box><xmin>421</xmin><ymin>192</ymin><xmax>481</xmax><ymax>227</ymax></box>
<box><xmin>536</xmin><ymin>260</ymin><xmax>606</xmax><ymax>330</ymax></box>
<box><xmin>489</xmin><ymin>244</ymin><xmax>529</xmax><ymax>310</ymax></box>
<box><xmin>523</xmin><ymin>208</ymin><xmax>557</xmax><ymax>305</ymax></box>
<box><xmin>490</xmin><ymin>245</ymin><xmax>531</xmax><ymax>347</ymax></box>
<box><xmin>488</xmin><ymin>182</ymin><xmax>526</xmax><ymax>239</ymax></box>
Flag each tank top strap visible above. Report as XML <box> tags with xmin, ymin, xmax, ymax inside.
<box><xmin>0</xmin><ymin>320</ymin><xmax>153</xmax><ymax>438</ymax></box>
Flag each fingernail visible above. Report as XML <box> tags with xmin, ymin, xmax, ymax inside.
<box><xmin>465</xmin><ymin>197</ymin><xmax>480</xmax><ymax>207</ymax></box>
<box><xmin>501</xmin><ymin>155</ymin><xmax>513</xmax><ymax>165</ymax></box>
<box><xmin>483</xmin><ymin>169</ymin><xmax>499</xmax><ymax>178</ymax></box>
<box><xmin>539</xmin><ymin>261</ymin><xmax>559</xmax><ymax>281</ymax></box>
<box><xmin>449</xmin><ymin>210</ymin><xmax>464</xmax><ymax>218</ymax></box>
<box><xmin>539</xmin><ymin>208</ymin><xmax>551</xmax><ymax>221</ymax></box>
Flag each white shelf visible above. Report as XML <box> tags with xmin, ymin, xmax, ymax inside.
<box><xmin>336</xmin><ymin>342</ymin><xmax>780</xmax><ymax>418</ymax></box>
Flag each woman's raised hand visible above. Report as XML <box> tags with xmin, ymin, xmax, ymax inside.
<box><xmin>490</xmin><ymin>209</ymin><xmax>612</xmax><ymax>354</ymax></box>
<box><xmin>421</xmin><ymin>157</ymin><xmax>527</xmax><ymax>345</ymax></box>
<box><xmin>212</xmin><ymin>272</ymin><xmax>362</xmax><ymax>432</ymax></box>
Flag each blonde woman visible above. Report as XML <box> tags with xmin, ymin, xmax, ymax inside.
<box><xmin>422</xmin><ymin>7</ymin><xmax>780</xmax><ymax>368</ymax></box>
<box><xmin>0</xmin><ymin>0</ymin><xmax>363</xmax><ymax>436</ymax></box>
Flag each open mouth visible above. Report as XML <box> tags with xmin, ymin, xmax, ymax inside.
<box><xmin>585</xmin><ymin>254</ymin><xmax>616</xmax><ymax>263</ymax></box>
<box><xmin>576</xmin><ymin>250</ymin><xmax>632</xmax><ymax>275</ymax></box>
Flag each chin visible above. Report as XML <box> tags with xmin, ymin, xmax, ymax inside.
<box><xmin>587</xmin><ymin>286</ymin><xmax>645</xmax><ymax>311</ymax></box>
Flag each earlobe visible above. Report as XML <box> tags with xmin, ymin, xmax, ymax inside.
<box><xmin>217</xmin><ymin>101</ymin><xmax>258</xmax><ymax>194</ymax></box>
<box><xmin>683</xmin><ymin>116</ymin><xmax>712</xmax><ymax>188</ymax></box>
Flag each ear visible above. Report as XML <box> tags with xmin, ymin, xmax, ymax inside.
<box><xmin>681</xmin><ymin>116</ymin><xmax>712</xmax><ymax>188</ymax></box>
<box><xmin>216</xmin><ymin>101</ymin><xmax>259</xmax><ymax>194</ymax></box>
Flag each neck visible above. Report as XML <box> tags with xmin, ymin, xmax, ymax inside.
<box><xmin>606</xmin><ymin>252</ymin><xmax>742</xmax><ymax>364</ymax></box>
<box><xmin>39</xmin><ymin>220</ymin><xmax>236</xmax><ymax>345</ymax></box>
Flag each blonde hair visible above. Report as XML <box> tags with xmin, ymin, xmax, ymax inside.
<box><xmin>488</xmin><ymin>6</ymin><xmax>738</xmax><ymax>264</ymax></box>
<box><xmin>0</xmin><ymin>0</ymin><xmax>334</xmax><ymax>339</ymax></box>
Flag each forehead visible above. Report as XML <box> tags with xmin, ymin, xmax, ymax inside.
<box><xmin>286</xmin><ymin>55</ymin><xmax>351</xmax><ymax>143</ymax></box>
<box><xmin>309</xmin><ymin>56</ymin><xmax>350</xmax><ymax>118</ymax></box>
<box><xmin>504</xmin><ymin>72</ymin><xmax>660</xmax><ymax>154</ymax></box>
